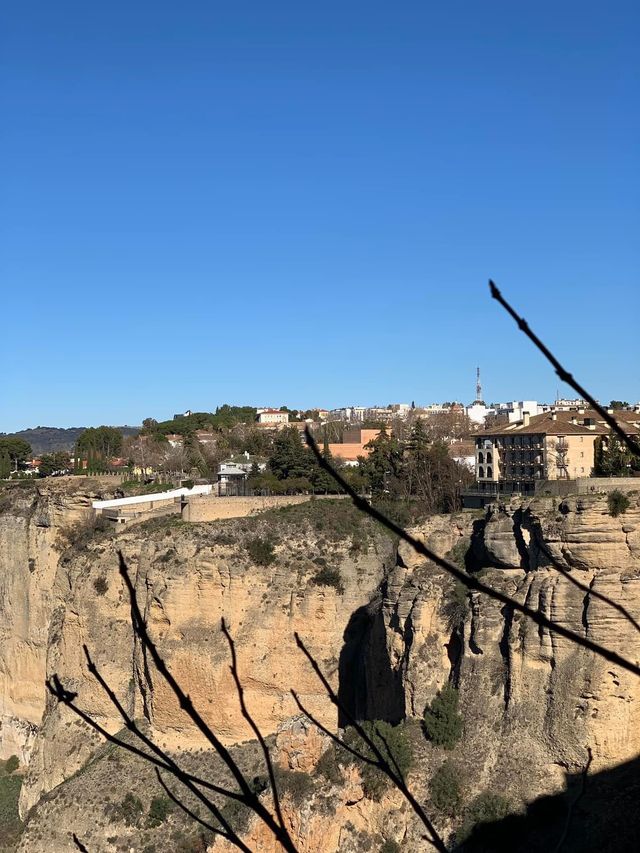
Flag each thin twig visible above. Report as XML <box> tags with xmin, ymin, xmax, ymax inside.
<box><xmin>155</xmin><ymin>769</ymin><xmax>220</xmax><ymax>834</ymax></box>
<box><xmin>82</xmin><ymin>645</ymin><xmax>244</xmax><ymax>800</ymax></box>
<box><xmin>221</xmin><ymin>618</ymin><xmax>287</xmax><ymax>835</ymax></box>
<box><xmin>293</xmin><ymin>635</ymin><xmax>447</xmax><ymax>852</ymax></box>
<box><xmin>72</xmin><ymin>834</ymin><xmax>89</xmax><ymax>852</ymax></box>
<box><xmin>489</xmin><ymin>280</ymin><xmax>640</xmax><ymax>458</ymax></box>
<box><xmin>45</xmin><ymin>675</ymin><xmax>243</xmax><ymax>850</ymax></box>
<box><xmin>304</xmin><ymin>427</ymin><xmax>640</xmax><ymax>678</ymax></box>
<box><xmin>117</xmin><ymin>553</ymin><xmax>299</xmax><ymax>853</ymax></box>
<box><xmin>542</xmin><ymin>551</ymin><xmax>640</xmax><ymax>636</ymax></box>
<box><xmin>290</xmin><ymin>691</ymin><xmax>379</xmax><ymax>768</ymax></box>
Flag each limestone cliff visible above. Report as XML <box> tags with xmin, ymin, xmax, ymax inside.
<box><xmin>0</xmin><ymin>480</ymin><xmax>110</xmax><ymax>765</ymax></box>
<box><xmin>3</xmin><ymin>487</ymin><xmax>640</xmax><ymax>851</ymax></box>
<box><xmin>19</xmin><ymin>502</ymin><xmax>395</xmax><ymax>816</ymax></box>
<box><xmin>381</xmin><ymin>493</ymin><xmax>640</xmax><ymax>808</ymax></box>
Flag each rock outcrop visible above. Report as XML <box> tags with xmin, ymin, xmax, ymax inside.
<box><xmin>3</xmin><ymin>485</ymin><xmax>640</xmax><ymax>851</ymax></box>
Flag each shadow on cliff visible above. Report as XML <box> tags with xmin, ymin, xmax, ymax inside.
<box><xmin>337</xmin><ymin>587</ymin><xmax>405</xmax><ymax>726</ymax></box>
<box><xmin>454</xmin><ymin>752</ymin><xmax>640</xmax><ymax>853</ymax></box>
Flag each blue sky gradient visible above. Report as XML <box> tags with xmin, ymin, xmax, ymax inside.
<box><xmin>2</xmin><ymin>1</ymin><xmax>638</xmax><ymax>431</ymax></box>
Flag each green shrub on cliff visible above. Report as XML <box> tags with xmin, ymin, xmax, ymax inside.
<box><xmin>341</xmin><ymin>720</ymin><xmax>413</xmax><ymax>801</ymax></box>
<box><xmin>4</xmin><ymin>756</ymin><xmax>19</xmax><ymax>774</ymax></box>
<box><xmin>246</xmin><ymin>536</ymin><xmax>275</xmax><ymax>566</ymax></box>
<box><xmin>311</xmin><ymin>566</ymin><xmax>345</xmax><ymax>593</ymax></box>
<box><xmin>608</xmin><ymin>489</ymin><xmax>630</xmax><ymax>517</ymax></box>
<box><xmin>457</xmin><ymin>791</ymin><xmax>511</xmax><ymax>843</ymax></box>
<box><xmin>430</xmin><ymin>759</ymin><xmax>462</xmax><ymax>813</ymax></box>
<box><xmin>423</xmin><ymin>684</ymin><xmax>463</xmax><ymax>750</ymax></box>
<box><xmin>0</xmin><ymin>760</ymin><xmax>22</xmax><ymax>849</ymax></box>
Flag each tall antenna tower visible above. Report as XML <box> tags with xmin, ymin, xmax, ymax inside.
<box><xmin>476</xmin><ymin>366</ymin><xmax>483</xmax><ymax>403</ymax></box>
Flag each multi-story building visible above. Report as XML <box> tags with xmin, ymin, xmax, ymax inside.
<box><xmin>473</xmin><ymin>408</ymin><xmax>640</xmax><ymax>495</ymax></box>
<box><xmin>256</xmin><ymin>409</ymin><xmax>289</xmax><ymax>425</ymax></box>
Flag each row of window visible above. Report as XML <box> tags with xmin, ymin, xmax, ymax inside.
<box><xmin>478</xmin><ymin>466</ymin><xmax>493</xmax><ymax>479</ymax></box>
<box><xmin>477</xmin><ymin>451</ymin><xmax>493</xmax><ymax>464</ymax></box>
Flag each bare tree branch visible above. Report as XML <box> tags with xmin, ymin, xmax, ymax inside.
<box><xmin>155</xmin><ymin>768</ymin><xmax>221</xmax><ymax>835</ymax></box>
<box><xmin>290</xmin><ymin>691</ymin><xmax>379</xmax><ymax>768</ymax></box>
<box><xmin>293</xmin><ymin>634</ymin><xmax>448</xmax><ymax>853</ymax></box>
<box><xmin>542</xmin><ymin>550</ymin><xmax>640</xmax><ymax>635</ymax></box>
<box><xmin>220</xmin><ymin>618</ymin><xmax>288</xmax><ymax>836</ymax></box>
<box><xmin>72</xmin><ymin>833</ymin><xmax>89</xmax><ymax>852</ymax></box>
<box><xmin>45</xmin><ymin>676</ymin><xmax>248</xmax><ymax>850</ymax></box>
<box><xmin>81</xmin><ymin>645</ymin><xmax>243</xmax><ymax>800</ymax></box>
<box><xmin>489</xmin><ymin>280</ymin><xmax>640</xmax><ymax>458</ymax></box>
<box><xmin>116</xmin><ymin>552</ymin><xmax>299</xmax><ymax>853</ymax></box>
<box><xmin>304</xmin><ymin>427</ymin><xmax>640</xmax><ymax>678</ymax></box>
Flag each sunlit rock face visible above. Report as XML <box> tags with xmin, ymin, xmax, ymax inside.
<box><xmin>5</xmin><ymin>486</ymin><xmax>640</xmax><ymax>849</ymax></box>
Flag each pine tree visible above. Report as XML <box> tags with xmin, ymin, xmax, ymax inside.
<box><xmin>0</xmin><ymin>450</ymin><xmax>11</xmax><ymax>479</ymax></box>
<box><xmin>423</xmin><ymin>684</ymin><xmax>464</xmax><ymax>749</ymax></box>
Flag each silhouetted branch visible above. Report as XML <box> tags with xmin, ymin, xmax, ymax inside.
<box><xmin>155</xmin><ymin>768</ymin><xmax>219</xmax><ymax>834</ymax></box>
<box><xmin>45</xmin><ymin>673</ymin><xmax>239</xmax><ymax>801</ymax></box>
<box><xmin>489</xmin><ymin>280</ymin><xmax>640</xmax><ymax>458</ymax></box>
<box><xmin>81</xmin><ymin>645</ymin><xmax>243</xmax><ymax>800</ymax></box>
<box><xmin>221</xmin><ymin>617</ymin><xmax>287</xmax><ymax>834</ymax></box>
<box><xmin>542</xmin><ymin>550</ymin><xmax>640</xmax><ymax>635</ymax></box>
<box><xmin>290</xmin><ymin>691</ymin><xmax>378</xmax><ymax>767</ymax></box>
<box><xmin>293</xmin><ymin>634</ymin><xmax>448</xmax><ymax>853</ymax></box>
<box><xmin>117</xmin><ymin>552</ymin><xmax>299</xmax><ymax>853</ymax></box>
<box><xmin>305</xmin><ymin>427</ymin><xmax>640</xmax><ymax>678</ymax></box>
<box><xmin>45</xmin><ymin>676</ymin><xmax>244</xmax><ymax>849</ymax></box>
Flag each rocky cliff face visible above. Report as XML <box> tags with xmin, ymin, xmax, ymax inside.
<box><xmin>3</xmin><ymin>487</ymin><xmax>640</xmax><ymax>851</ymax></box>
<box><xmin>382</xmin><ymin>493</ymin><xmax>640</xmax><ymax>808</ymax></box>
<box><xmin>18</xmin><ymin>501</ymin><xmax>396</xmax><ymax>817</ymax></box>
<box><xmin>0</xmin><ymin>481</ymin><xmax>102</xmax><ymax>765</ymax></box>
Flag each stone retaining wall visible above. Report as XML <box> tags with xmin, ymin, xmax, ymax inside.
<box><xmin>181</xmin><ymin>494</ymin><xmax>344</xmax><ymax>522</ymax></box>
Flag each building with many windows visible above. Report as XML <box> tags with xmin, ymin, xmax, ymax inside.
<box><xmin>473</xmin><ymin>408</ymin><xmax>640</xmax><ymax>495</ymax></box>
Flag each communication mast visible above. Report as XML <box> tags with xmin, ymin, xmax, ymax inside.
<box><xmin>475</xmin><ymin>367</ymin><xmax>484</xmax><ymax>404</ymax></box>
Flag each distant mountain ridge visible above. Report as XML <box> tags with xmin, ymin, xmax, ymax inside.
<box><xmin>1</xmin><ymin>426</ymin><xmax>140</xmax><ymax>455</ymax></box>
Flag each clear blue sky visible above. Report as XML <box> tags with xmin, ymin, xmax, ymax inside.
<box><xmin>2</xmin><ymin>1</ymin><xmax>638</xmax><ymax>432</ymax></box>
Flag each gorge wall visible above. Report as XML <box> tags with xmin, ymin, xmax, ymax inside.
<box><xmin>1</xmin><ymin>482</ymin><xmax>640</xmax><ymax>851</ymax></box>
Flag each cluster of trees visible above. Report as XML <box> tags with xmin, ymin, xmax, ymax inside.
<box><xmin>0</xmin><ymin>436</ymin><xmax>33</xmax><ymax>478</ymax></box>
<box><xmin>248</xmin><ymin>427</ymin><xmax>340</xmax><ymax>494</ymax></box>
<box><xmin>75</xmin><ymin>426</ymin><xmax>124</xmax><ymax>471</ymax></box>
<box><xmin>38</xmin><ymin>452</ymin><xmax>72</xmax><ymax>477</ymax></box>
<box><xmin>594</xmin><ymin>434</ymin><xmax>640</xmax><ymax>477</ymax></box>
<box><xmin>141</xmin><ymin>405</ymin><xmax>258</xmax><ymax>437</ymax></box>
<box><xmin>359</xmin><ymin>420</ymin><xmax>473</xmax><ymax>513</ymax></box>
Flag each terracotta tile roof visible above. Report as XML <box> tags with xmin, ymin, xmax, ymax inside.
<box><xmin>478</xmin><ymin>409</ymin><xmax>640</xmax><ymax>438</ymax></box>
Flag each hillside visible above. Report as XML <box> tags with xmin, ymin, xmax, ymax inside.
<box><xmin>1</xmin><ymin>426</ymin><xmax>139</xmax><ymax>455</ymax></box>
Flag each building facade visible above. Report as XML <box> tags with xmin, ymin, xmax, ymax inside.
<box><xmin>256</xmin><ymin>409</ymin><xmax>290</xmax><ymax>425</ymax></box>
<box><xmin>473</xmin><ymin>408</ymin><xmax>640</xmax><ymax>495</ymax></box>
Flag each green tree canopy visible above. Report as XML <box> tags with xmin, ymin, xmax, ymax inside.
<box><xmin>39</xmin><ymin>452</ymin><xmax>71</xmax><ymax>477</ymax></box>
<box><xmin>268</xmin><ymin>427</ymin><xmax>314</xmax><ymax>481</ymax></box>
<box><xmin>0</xmin><ymin>437</ymin><xmax>32</xmax><ymax>464</ymax></box>
<box><xmin>0</xmin><ymin>450</ymin><xmax>11</xmax><ymax>479</ymax></box>
<box><xmin>76</xmin><ymin>427</ymin><xmax>123</xmax><ymax>463</ymax></box>
<box><xmin>594</xmin><ymin>434</ymin><xmax>639</xmax><ymax>476</ymax></box>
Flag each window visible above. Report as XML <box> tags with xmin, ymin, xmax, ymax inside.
<box><xmin>478</xmin><ymin>466</ymin><xmax>484</xmax><ymax>479</ymax></box>
<box><xmin>486</xmin><ymin>451</ymin><xmax>492</xmax><ymax>464</ymax></box>
<box><xmin>478</xmin><ymin>452</ymin><xmax>484</xmax><ymax>464</ymax></box>
<box><xmin>486</xmin><ymin>466</ymin><xmax>493</xmax><ymax>478</ymax></box>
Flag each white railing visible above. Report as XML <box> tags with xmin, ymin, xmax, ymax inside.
<box><xmin>93</xmin><ymin>484</ymin><xmax>212</xmax><ymax>510</ymax></box>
